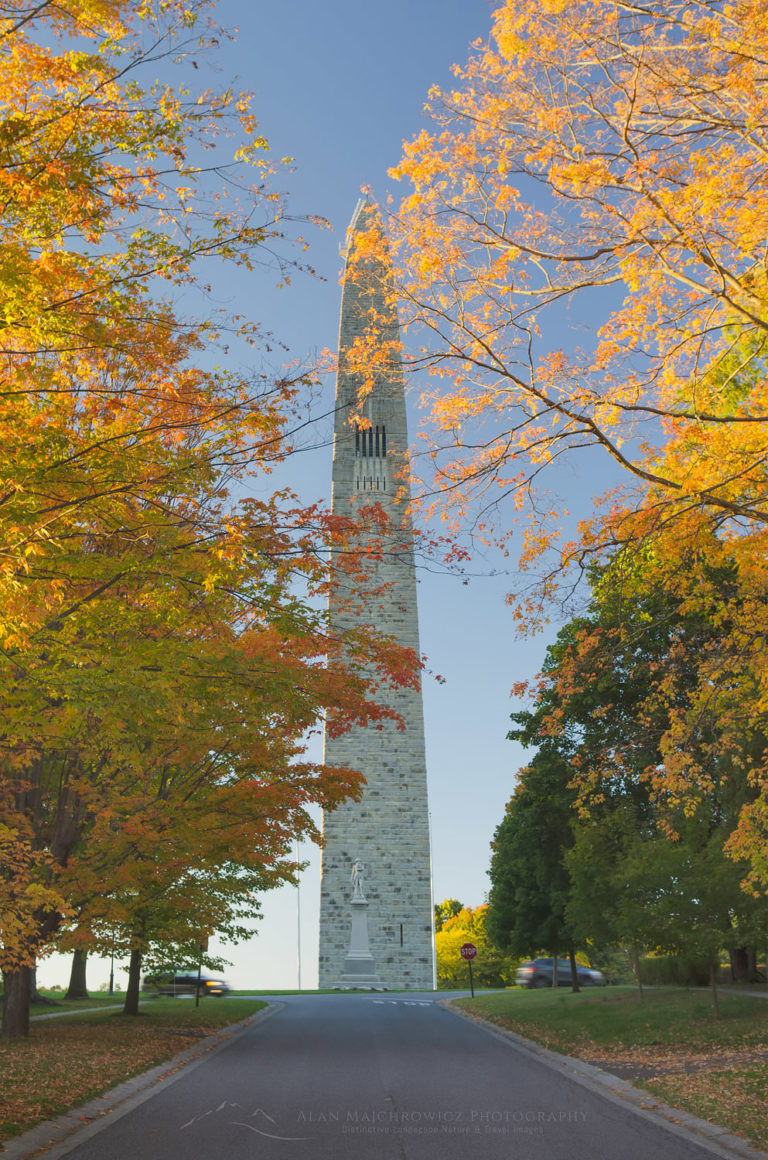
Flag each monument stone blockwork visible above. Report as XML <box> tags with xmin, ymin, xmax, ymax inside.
<box><xmin>318</xmin><ymin>200</ymin><xmax>434</xmax><ymax>991</ymax></box>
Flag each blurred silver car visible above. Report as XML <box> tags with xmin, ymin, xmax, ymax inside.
<box><xmin>516</xmin><ymin>957</ymin><xmax>605</xmax><ymax>988</ymax></box>
<box><xmin>142</xmin><ymin>970</ymin><xmax>230</xmax><ymax>997</ymax></box>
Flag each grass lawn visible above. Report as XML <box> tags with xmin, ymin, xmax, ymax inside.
<box><xmin>457</xmin><ymin>986</ymin><xmax>768</xmax><ymax>1150</ymax></box>
<box><xmin>0</xmin><ymin>996</ymin><xmax>266</xmax><ymax>1143</ymax></box>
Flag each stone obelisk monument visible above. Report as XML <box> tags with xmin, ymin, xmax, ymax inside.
<box><xmin>318</xmin><ymin>199</ymin><xmax>434</xmax><ymax>990</ymax></box>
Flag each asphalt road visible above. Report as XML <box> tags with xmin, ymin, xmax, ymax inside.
<box><xmin>53</xmin><ymin>993</ymin><xmax>744</xmax><ymax>1160</ymax></box>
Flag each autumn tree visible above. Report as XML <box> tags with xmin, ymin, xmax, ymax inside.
<box><xmin>572</xmin><ymin>539</ymin><xmax>768</xmax><ymax>908</ymax></box>
<box><xmin>379</xmin><ymin>0</ymin><xmax>768</xmax><ymax>563</ymax></box>
<box><xmin>505</xmin><ymin>548</ymin><xmax>768</xmax><ymax>1008</ymax></box>
<box><xmin>0</xmin><ymin>0</ymin><xmax>308</xmax><ymax>639</ymax></box>
<box><xmin>351</xmin><ymin>1</ymin><xmax>768</xmax><ymax>897</ymax></box>
<box><xmin>435</xmin><ymin>902</ymin><xmax>512</xmax><ymax>989</ymax></box>
<box><xmin>53</xmin><ymin>572</ymin><xmax>407</xmax><ymax>1017</ymax></box>
<box><xmin>0</xmin><ymin>0</ymin><xmax>419</xmax><ymax>1037</ymax></box>
<box><xmin>0</xmin><ymin>451</ymin><xmax>416</xmax><ymax>1034</ymax></box>
<box><xmin>434</xmin><ymin>898</ymin><xmax>464</xmax><ymax>932</ymax></box>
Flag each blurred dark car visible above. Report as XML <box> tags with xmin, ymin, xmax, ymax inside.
<box><xmin>142</xmin><ymin>970</ymin><xmax>230</xmax><ymax>997</ymax></box>
<box><xmin>516</xmin><ymin>957</ymin><xmax>606</xmax><ymax>988</ymax></box>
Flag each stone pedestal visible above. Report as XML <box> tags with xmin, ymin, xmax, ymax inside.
<box><xmin>333</xmin><ymin>899</ymin><xmax>385</xmax><ymax>990</ymax></box>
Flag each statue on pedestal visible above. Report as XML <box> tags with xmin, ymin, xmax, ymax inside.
<box><xmin>350</xmin><ymin>859</ymin><xmax>366</xmax><ymax>901</ymax></box>
<box><xmin>331</xmin><ymin>857</ymin><xmax>384</xmax><ymax>989</ymax></box>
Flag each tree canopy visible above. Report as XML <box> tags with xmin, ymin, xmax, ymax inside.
<box><xmin>383</xmin><ymin>0</ymin><xmax>768</xmax><ymax>555</ymax></box>
<box><xmin>487</xmin><ymin>549</ymin><xmax>768</xmax><ymax>1009</ymax></box>
<box><xmin>342</xmin><ymin>0</ymin><xmax>768</xmax><ymax>908</ymax></box>
<box><xmin>0</xmin><ymin>0</ymin><xmax>419</xmax><ymax>1036</ymax></box>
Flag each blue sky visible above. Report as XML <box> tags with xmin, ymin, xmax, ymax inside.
<box><xmin>40</xmin><ymin>0</ymin><xmax>616</xmax><ymax>991</ymax></box>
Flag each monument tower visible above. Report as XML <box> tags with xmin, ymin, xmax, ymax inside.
<box><xmin>318</xmin><ymin>199</ymin><xmax>434</xmax><ymax>990</ymax></box>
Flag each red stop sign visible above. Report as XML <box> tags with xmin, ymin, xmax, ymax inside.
<box><xmin>460</xmin><ymin>942</ymin><xmax>477</xmax><ymax>960</ymax></box>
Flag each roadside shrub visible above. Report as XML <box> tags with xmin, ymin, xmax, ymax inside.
<box><xmin>639</xmin><ymin>955</ymin><xmax>711</xmax><ymax>986</ymax></box>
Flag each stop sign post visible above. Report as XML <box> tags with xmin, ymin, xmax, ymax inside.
<box><xmin>460</xmin><ymin>942</ymin><xmax>477</xmax><ymax>997</ymax></box>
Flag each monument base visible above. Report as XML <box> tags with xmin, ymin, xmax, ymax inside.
<box><xmin>332</xmin><ymin>979</ymin><xmax>388</xmax><ymax>991</ymax></box>
<box><xmin>332</xmin><ymin>896</ymin><xmax>385</xmax><ymax>990</ymax></box>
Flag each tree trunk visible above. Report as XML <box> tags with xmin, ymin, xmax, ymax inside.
<box><xmin>709</xmin><ymin>958</ymin><xmax>720</xmax><ymax>1020</ymax></box>
<box><xmin>632</xmin><ymin>949</ymin><xmax>644</xmax><ymax>1002</ymax></box>
<box><xmin>123</xmin><ymin>949</ymin><xmax>142</xmax><ymax>1015</ymax></box>
<box><xmin>729</xmin><ymin>946</ymin><xmax>751</xmax><ymax>983</ymax></box>
<box><xmin>26</xmin><ymin>964</ymin><xmax>57</xmax><ymax>1006</ymax></box>
<box><xmin>568</xmin><ymin>943</ymin><xmax>581</xmax><ymax>992</ymax></box>
<box><xmin>552</xmin><ymin>946</ymin><xmax>558</xmax><ymax>989</ymax></box>
<box><xmin>1</xmin><ymin>967</ymin><xmax>31</xmax><ymax>1039</ymax></box>
<box><xmin>65</xmin><ymin>949</ymin><xmax>89</xmax><ymax>1000</ymax></box>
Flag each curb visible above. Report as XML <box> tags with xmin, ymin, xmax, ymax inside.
<box><xmin>1</xmin><ymin>1004</ymin><xmax>281</xmax><ymax>1160</ymax></box>
<box><xmin>442</xmin><ymin>1001</ymin><xmax>768</xmax><ymax>1160</ymax></box>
